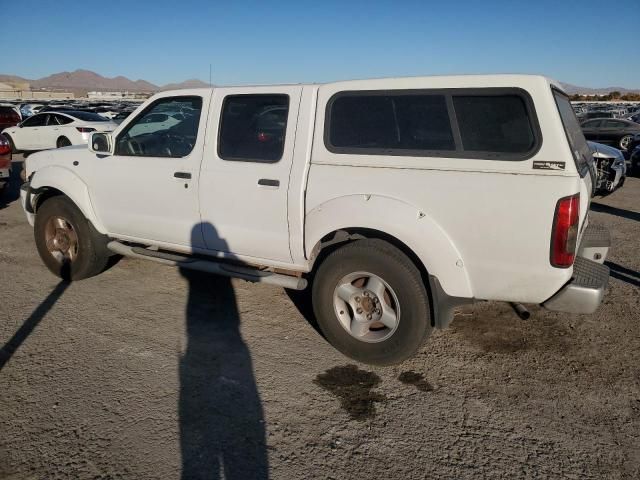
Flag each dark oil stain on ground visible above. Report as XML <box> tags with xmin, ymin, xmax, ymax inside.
<box><xmin>314</xmin><ymin>365</ymin><xmax>386</xmax><ymax>420</ymax></box>
<box><xmin>398</xmin><ymin>371</ymin><xmax>433</xmax><ymax>392</ymax></box>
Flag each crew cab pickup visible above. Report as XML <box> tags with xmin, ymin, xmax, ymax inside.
<box><xmin>20</xmin><ymin>75</ymin><xmax>610</xmax><ymax>365</ymax></box>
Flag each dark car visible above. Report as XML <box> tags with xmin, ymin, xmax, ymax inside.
<box><xmin>113</xmin><ymin>110</ymin><xmax>133</xmax><ymax>124</ymax></box>
<box><xmin>0</xmin><ymin>105</ymin><xmax>21</xmax><ymax>131</ymax></box>
<box><xmin>581</xmin><ymin>118</ymin><xmax>640</xmax><ymax>151</ymax></box>
<box><xmin>630</xmin><ymin>144</ymin><xmax>640</xmax><ymax>175</ymax></box>
<box><xmin>579</xmin><ymin>111</ymin><xmax>614</xmax><ymax>121</ymax></box>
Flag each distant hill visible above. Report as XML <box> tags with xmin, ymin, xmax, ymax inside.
<box><xmin>161</xmin><ymin>79</ymin><xmax>211</xmax><ymax>90</ymax></box>
<box><xmin>0</xmin><ymin>69</ymin><xmax>210</xmax><ymax>97</ymax></box>
<box><xmin>30</xmin><ymin>69</ymin><xmax>158</xmax><ymax>92</ymax></box>
<box><xmin>0</xmin><ymin>74</ymin><xmax>31</xmax><ymax>84</ymax></box>
<box><xmin>560</xmin><ymin>82</ymin><xmax>640</xmax><ymax>95</ymax></box>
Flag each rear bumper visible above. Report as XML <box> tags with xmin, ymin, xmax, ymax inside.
<box><xmin>542</xmin><ymin>257</ymin><xmax>609</xmax><ymax>314</ymax></box>
<box><xmin>542</xmin><ymin>224</ymin><xmax>610</xmax><ymax>314</ymax></box>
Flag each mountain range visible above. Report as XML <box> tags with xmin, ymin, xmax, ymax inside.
<box><xmin>560</xmin><ymin>83</ymin><xmax>640</xmax><ymax>95</ymax></box>
<box><xmin>0</xmin><ymin>69</ymin><xmax>210</xmax><ymax>96</ymax></box>
<box><xmin>0</xmin><ymin>70</ymin><xmax>637</xmax><ymax>96</ymax></box>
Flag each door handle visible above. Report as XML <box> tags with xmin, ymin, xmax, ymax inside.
<box><xmin>258</xmin><ymin>178</ymin><xmax>279</xmax><ymax>187</ymax></box>
<box><xmin>174</xmin><ymin>171</ymin><xmax>192</xmax><ymax>179</ymax></box>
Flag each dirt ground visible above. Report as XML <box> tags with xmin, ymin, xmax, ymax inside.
<box><xmin>1</xmin><ymin>155</ymin><xmax>639</xmax><ymax>479</ymax></box>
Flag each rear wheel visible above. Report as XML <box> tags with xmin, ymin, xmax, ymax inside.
<box><xmin>312</xmin><ymin>239</ymin><xmax>432</xmax><ymax>365</ymax></box>
<box><xmin>56</xmin><ymin>136</ymin><xmax>71</xmax><ymax>148</ymax></box>
<box><xmin>619</xmin><ymin>135</ymin><xmax>633</xmax><ymax>151</ymax></box>
<box><xmin>34</xmin><ymin>196</ymin><xmax>110</xmax><ymax>281</ymax></box>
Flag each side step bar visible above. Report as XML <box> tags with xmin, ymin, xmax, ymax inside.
<box><xmin>107</xmin><ymin>241</ymin><xmax>308</xmax><ymax>291</ymax></box>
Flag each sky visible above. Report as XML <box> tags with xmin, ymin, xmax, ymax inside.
<box><xmin>2</xmin><ymin>0</ymin><xmax>639</xmax><ymax>88</ymax></box>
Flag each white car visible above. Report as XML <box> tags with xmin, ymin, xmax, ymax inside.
<box><xmin>2</xmin><ymin>111</ymin><xmax>117</xmax><ymax>152</ymax></box>
<box><xmin>20</xmin><ymin>75</ymin><xmax>610</xmax><ymax>365</ymax></box>
<box><xmin>126</xmin><ymin>112</ymin><xmax>181</xmax><ymax>137</ymax></box>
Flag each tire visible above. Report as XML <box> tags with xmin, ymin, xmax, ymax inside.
<box><xmin>4</xmin><ymin>134</ymin><xmax>18</xmax><ymax>154</ymax></box>
<box><xmin>34</xmin><ymin>196</ymin><xmax>110</xmax><ymax>281</ymax></box>
<box><xmin>312</xmin><ymin>239</ymin><xmax>432</xmax><ymax>365</ymax></box>
<box><xmin>56</xmin><ymin>136</ymin><xmax>71</xmax><ymax>148</ymax></box>
<box><xmin>619</xmin><ymin>135</ymin><xmax>633</xmax><ymax>151</ymax></box>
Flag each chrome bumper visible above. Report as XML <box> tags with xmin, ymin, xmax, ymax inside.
<box><xmin>542</xmin><ymin>257</ymin><xmax>609</xmax><ymax>314</ymax></box>
<box><xmin>543</xmin><ymin>223</ymin><xmax>610</xmax><ymax>314</ymax></box>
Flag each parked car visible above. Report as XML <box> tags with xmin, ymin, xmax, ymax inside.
<box><xmin>581</xmin><ymin>118</ymin><xmax>640</xmax><ymax>151</ymax></box>
<box><xmin>1</xmin><ymin>111</ymin><xmax>117</xmax><ymax>152</ymax></box>
<box><xmin>112</xmin><ymin>110</ymin><xmax>133</xmax><ymax>124</ymax></box>
<box><xmin>20</xmin><ymin>75</ymin><xmax>610</xmax><ymax>365</ymax></box>
<box><xmin>0</xmin><ymin>105</ymin><xmax>21</xmax><ymax>131</ymax></box>
<box><xmin>579</xmin><ymin>111</ymin><xmax>614</xmax><ymax>121</ymax></box>
<box><xmin>0</xmin><ymin>134</ymin><xmax>11</xmax><ymax>193</ymax></box>
<box><xmin>19</xmin><ymin>103</ymin><xmax>44</xmax><ymax>119</ymax></box>
<box><xmin>588</xmin><ymin>141</ymin><xmax>626</xmax><ymax>193</ymax></box>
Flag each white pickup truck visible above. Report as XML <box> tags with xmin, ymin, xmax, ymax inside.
<box><xmin>20</xmin><ymin>75</ymin><xmax>610</xmax><ymax>365</ymax></box>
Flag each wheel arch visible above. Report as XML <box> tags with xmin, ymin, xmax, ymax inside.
<box><xmin>305</xmin><ymin>194</ymin><xmax>473</xmax><ymax>299</ymax></box>
<box><xmin>31</xmin><ymin>166</ymin><xmax>107</xmax><ymax>234</ymax></box>
<box><xmin>56</xmin><ymin>135</ymin><xmax>70</xmax><ymax>146</ymax></box>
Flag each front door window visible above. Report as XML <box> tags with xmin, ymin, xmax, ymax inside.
<box><xmin>115</xmin><ymin>96</ymin><xmax>203</xmax><ymax>158</ymax></box>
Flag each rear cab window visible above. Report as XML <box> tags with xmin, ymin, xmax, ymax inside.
<box><xmin>325</xmin><ymin>88</ymin><xmax>541</xmax><ymax>160</ymax></box>
<box><xmin>553</xmin><ymin>89</ymin><xmax>592</xmax><ymax>176</ymax></box>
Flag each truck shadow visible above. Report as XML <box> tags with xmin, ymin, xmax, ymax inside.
<box><xmin>0</xmin><ymin>263</ymin><xmax>70</xmax><ymax>371</ymax></box>
<box><xmin>450</xmin><ymin>303</ymin><xmax>571</xmax><ymax>354</ymax></box>
<box><xmin>178</xmin><ymin>223</ymin><xmax>268</xmax><ymax>479</ymax></box>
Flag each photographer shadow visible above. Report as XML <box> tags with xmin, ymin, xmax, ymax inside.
<box><xmin>179</xmin><ymin>223</ymin><xmax>268</xmax><ymax>479</ymax></box>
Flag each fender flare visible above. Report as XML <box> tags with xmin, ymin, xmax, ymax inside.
<box><xmin>31</xmin><ymin>166</ymin><xmax>107</xmax><ymax>234</ymax></box>
<box><xmin>305</xmin><ymin>194</ymin><xmax>473</xmax><ymax>298</ymax></box>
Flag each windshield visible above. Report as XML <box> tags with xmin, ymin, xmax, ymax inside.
<box><xmin>553</xmin><ymin>90</ymin><xmax>592</xmax><ymax>175</ymax></box>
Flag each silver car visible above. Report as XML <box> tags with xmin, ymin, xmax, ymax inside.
<box><xmin>588</xmin><ymin>141</ymin><xmax>627</xmax><ymax>193</ymax></box>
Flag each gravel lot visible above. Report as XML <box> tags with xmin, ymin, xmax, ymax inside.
<box><xmin>1</xmin><ymin>154</ymin><xmax>639</xmax><ymax>479</ymax></box>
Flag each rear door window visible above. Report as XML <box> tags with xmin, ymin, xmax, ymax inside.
<box><xmin>553</xmin><ymin>90</ymin><xmax>592</xmax><ymax>175</ymax></box>
<box><xmin>218</xmin><ymin>94</ymin><xmax>290</xmax><ymax>163</ymax></box>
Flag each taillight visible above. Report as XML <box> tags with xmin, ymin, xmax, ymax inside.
<box><xmin>0</xmin><ymin>137</ymin><xmax>10</xmax><ymax>156</ymax></box>
<box><xmin>550</xmin><ymin>193</ymin><xmax>580</xmax><ymax>268</ymax></box>
<box><xmin>76</xmin><ymin>127</ymin><xmax>96</xmax><ymax>133</ymax></box>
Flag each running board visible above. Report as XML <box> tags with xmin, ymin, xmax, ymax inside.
<box><xmin>107</xmin><ymin>241</ymin><xmax>308</xmax><ymax>290</ymax></box>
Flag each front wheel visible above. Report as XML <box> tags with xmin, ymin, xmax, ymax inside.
<box><xmin>34</xmin><ymin>196</ymin><xmax>110</xmax><ymax>281</ymax></box>
<box><xmin>312</xmin><ymin>239</ymin><xmax>432</xmax><ymax>365</ymax></box>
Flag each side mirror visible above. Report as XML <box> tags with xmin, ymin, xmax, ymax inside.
<box><xmin>89</xmin><ymin>132</ymin><xmax>113</xmax><ymax>155</ymax></box>
<box><xmin>18</xmin><ymin>123</ymin><xmax>23</xmax><ymax>128</ymax></box>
